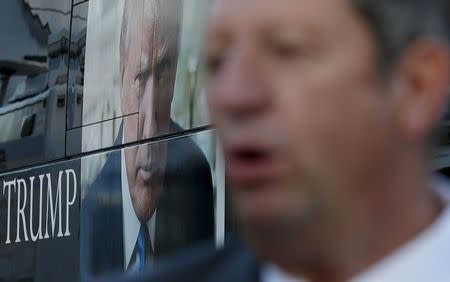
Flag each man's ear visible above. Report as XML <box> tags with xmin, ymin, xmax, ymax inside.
<box><xmin>391</xmin><ymin>40</ymin><xmax>449</xmax><ymax>140</ymax></box>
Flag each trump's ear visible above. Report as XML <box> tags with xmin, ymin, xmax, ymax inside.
<box><xmin>391</xmin><ymin>40</ymin><xmax>449</xmax><ymax>141</ymax></box>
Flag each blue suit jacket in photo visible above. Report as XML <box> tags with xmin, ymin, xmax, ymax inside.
<box><xmin>80</xmin><ymin>122</ymin><xmax>215</xmax><ymax>279</ymax></box>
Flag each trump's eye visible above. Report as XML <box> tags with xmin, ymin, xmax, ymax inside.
<box><xmin>134</xmin><ymin>67</ymin><xmax>151</xmax><ymax>84</ymax></box>
<box><xmin>155</xmin><ymin>57</ymin><xmax>170</xmax><ymax>82</ymax></box>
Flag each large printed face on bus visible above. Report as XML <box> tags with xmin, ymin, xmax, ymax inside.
<box><xmin>120</xmin><ymin>0</ymin><xmax>180</xmax><ymax>222</ymax></box>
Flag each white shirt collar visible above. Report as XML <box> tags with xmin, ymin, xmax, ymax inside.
<box><xmin>121</xmin><ymin>148</ymin><xmax>157</xmax><ymax>270</ymax></box>
<box><xmin>261</xmin><ymin>264</ymin><xmax>305</xmax><ymax>282</ymax></box>
<box><xmin>352</xmin><ymin>179</ymin><xmax>450</xmax><ymax>282</ymax></box>
<box><xmin>261</xmin><ymin>179</ymin><xmax>450</xmax><ymax>282</ymax></box>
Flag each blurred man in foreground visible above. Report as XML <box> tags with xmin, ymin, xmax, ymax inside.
<box><xmin>100</xmin><ymin>0</ymin><xmax>449</xmax><ymax>281</ymax></box>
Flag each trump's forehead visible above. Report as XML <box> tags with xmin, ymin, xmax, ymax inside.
<box><xmin>123</xmin><ymin>0</ymin><xmax>156</xmax><ymax>32</ymax></box>
<box><xmin>124</xmin><ymin>0</ymin><xmax>181</xmax><ymax>28</ymax></box>
<box><xmin>122</xmin><ymin>0</ymin><xmax>181</xmax><ymax>63</ymax></box>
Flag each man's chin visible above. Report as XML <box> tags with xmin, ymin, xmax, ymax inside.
<box><xmin>131</xmin><ymin>190</ymin><xmax>155</xmax><ymax>222</ymax></box>
<box><xmin>237</xmin><ymin>208</ymin><xmax>300</xmax><ymax>240</ymax></box>
<box><xmin>234</xmin><ymin>195</ymin><xmax>312</xmax><ymax>245</ymax></box>
<box><xmin>233</xmin><ymin>190</ymin><xmax>306</xmax><ymax>224</ymax></box>
<box><xmin>134</xmin><ymin>205</ymin><xmax>155</xmax><ymax>222</ymax></box>
<box><xmin>240</xmin><ymin>217</ymin><xmax>302</xmax><ymax>263</ymax></box>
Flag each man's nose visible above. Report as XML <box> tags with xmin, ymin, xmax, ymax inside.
<box><xmin>213</xmin><ymin>47</ymin><xmax>270</xmax><ymax>118</ymax></box>
<box><xmin>139</xmin><ymin>88</ymin><xmax>157</xmax><ymax>140</ymax></box>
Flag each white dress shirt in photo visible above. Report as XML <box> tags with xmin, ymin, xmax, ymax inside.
<box><xmin>121</xmin><ymin>149</ymin><xmax>157</xmax><ymax>272</ymax></box>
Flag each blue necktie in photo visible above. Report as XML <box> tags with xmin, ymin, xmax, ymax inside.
<box><xmin>137</xmin><ymin>223</ymin><xmax>151</xmax><ymax>272</ymax></box>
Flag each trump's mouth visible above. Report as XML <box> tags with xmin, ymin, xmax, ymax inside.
<box><xmin>137</xmin><ymin>162</ymin><xmax>164</xmax><ymax>186</ymax></box>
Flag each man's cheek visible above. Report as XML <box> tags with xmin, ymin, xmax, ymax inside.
<box><xmin>123</xmin><ymin>118</ymin><xmax>138</xmax><ymax>143</ymax></box>
<box><xmin>124</xmin><ymin>148</ymin><xmax>138</xmax><ymax>185</ymax></box>
<box><xmin>156</xmin><ymin>95</ymin><xmax>173</xmax><ymax>125</ymax></box>
<box><xmin>122</xmin><ymin>84</ymin><xmax>140</xmax><ymax>114</ymax></box>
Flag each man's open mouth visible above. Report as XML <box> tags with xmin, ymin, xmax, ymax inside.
<box><xmin>226</xmin><ymin>145</ymin><xmax>281</xmax><ymax>186</ymax></box>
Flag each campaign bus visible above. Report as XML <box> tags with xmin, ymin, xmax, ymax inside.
<box><xmin>0</xmin><ymin>1</ymin><xmax>448</xmax><ymax>281</ymax></box>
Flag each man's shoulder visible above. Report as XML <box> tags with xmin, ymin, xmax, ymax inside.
<box><xmin>168</xmin><ymin>122</ymin><xmax>206</xmax><ymax>159</ymax></box>
<box><xmin>81</xmin><ymin>149</ymin><xmax>123</xmax><ymax>210</ymax></box>
<box><xmin>95</xmin><ymin>239</ymin><xmax>260</xmax><ymax>282</ymax></box>
<box><xmin>166</xmin><ymin>121</ymin><xmax>212</xmax><ymax>178</ymax></box>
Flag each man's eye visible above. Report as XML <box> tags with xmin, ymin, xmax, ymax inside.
<box><xmin>205</xmin><ymin>55</ymin><xmax>224</xmax><ymax>76</ymax></box>
<box><xmin>272</xmin><ymin>43</ymin><xmax>303</xmax><ymax>60</ymax></box>
<box><xmin>155</xmin><ymin>57</ymin><xmax>170</xmax><ymax>81</ymax></box>
<box><xmin>134</xmin><ymin>70</ymin><xmax>148</xmax><ymax>83</ymax></box>
<box><xmin>134</xmin><ymin>73</ymin><xmax>143</xmax><ymax>82</ymax></box>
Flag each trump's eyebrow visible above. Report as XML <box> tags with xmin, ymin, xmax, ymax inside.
<box><xmin>154</xmin><ymin>24</ymin><xmax>176</xmax><ymax>62</ymax></box>
<box><xmin>135</xmin><ymin>53</ymin><xmax>152</xmax><ymax>83</ymax></box>
<box><xmin>141</xmin><ymin>54</ymin><xmax>151</xmax><ymax>73</ymax></box>
<box><xmin>155</xmin><ymin>42</ymin><xmax>168</xmax><ymax>64</ymax></box>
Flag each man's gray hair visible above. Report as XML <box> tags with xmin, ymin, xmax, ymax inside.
<box><xmin>120</xmin><ymin>0</ymin><xmax>154</xmax><ymax>72</ymax></box>
<box><xmin>119</xmin><ymin>0</ymin><xmax>181</xmax><ymax>72</ymax></box>
<box><xmin>351</xmin><ymin>0</ymin><xmax>449</xmax><ymax>73</ymax></box>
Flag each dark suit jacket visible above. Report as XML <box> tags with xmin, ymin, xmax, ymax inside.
<box><xmin>81</xmin><ymin>121</ymin><xmax>215</xmax><ymax>280</ymax></box>
<box><xmin>93</xmin><ymin>238</ymin><xmax>261</xmax><ymax>282</ymax></box>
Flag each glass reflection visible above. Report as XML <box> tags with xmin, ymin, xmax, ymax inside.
<box><xmin>67</xmin><ymin>1</ymin><xmax>88</xmax><ymax>130</ymax></box>
<box><xmin>0</xmin><ymin>0</ymin><xmax>72</xmax><ymax>170</ymax></box>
